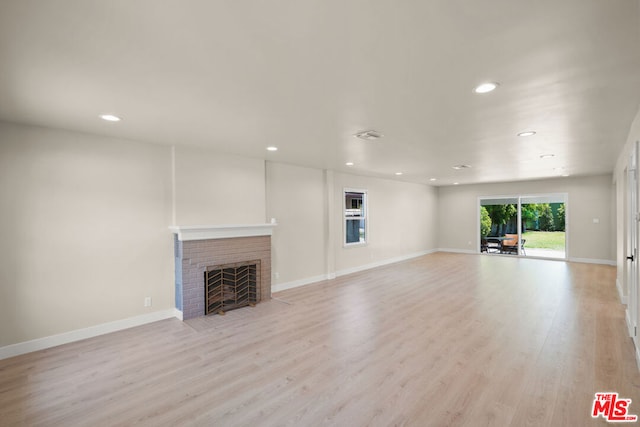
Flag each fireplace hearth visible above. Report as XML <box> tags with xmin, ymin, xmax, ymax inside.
<box><xmin>170</xmin><ymin>224</ymin><xmax>274</xmax><ymax>320</ymax></box>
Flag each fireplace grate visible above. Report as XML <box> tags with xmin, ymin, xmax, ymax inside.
<box><xmin>205</xmin><ymin>261</ymin><xmax>258</xmax><ymax>315</ymax></box>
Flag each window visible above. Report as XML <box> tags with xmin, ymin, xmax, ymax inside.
<box><xmin>344</xmin><ymin>189</ymin><xmax>367</xmax><ymax>245</ymax></box>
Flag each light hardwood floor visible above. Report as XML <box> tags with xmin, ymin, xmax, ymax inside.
<box><xmin>1</xmin><ymin>253</ymin><xmax>639</xmax><ymax>426</ymax></box>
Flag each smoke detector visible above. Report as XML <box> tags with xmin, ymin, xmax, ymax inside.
<box><xmin>354</xmin><ymin>130</ymin><xmax>383</xmax><ymax>140</ymax></box>
<box><xmin>452</xmin><ymin>164</ymin><xmax>472</xmax><ymax>170</ymax></box>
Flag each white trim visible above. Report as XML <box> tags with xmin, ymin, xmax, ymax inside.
<box><xmin>478</xmin><ymin>193</ymin><xmax>569</xmax><ymax>259</ymax></box>
<box><xmin>476</xmin><ymin>202</ymin><xmax>480</xmax><ymax>252</ymax></box>
<box><xmin>174</xmin><ymin>308</ymin><xmax>183</xmax><ymax>321</ymax></box>
<box><xmin>171</xmin><ymin>145</ymin><xmax>176</xmax><ymax>225</ymax></box>
<box><xmin>438</xmin><ymin>249</ymin><xmax>616</xmax><ymax>266</ymax></box>
<box><xmin>324</xmin><ymin>170</ymin><xmax>336</xmax><ymax>280</ymax></box>
<box><xmin>271</xmin><ymin>250</ymin><xmax>436</xmax><ymax>293</ymax></box>
<box><xmin>567</xmin><ymin>257</ymin><xmax>616</xmax><ymax>266</ymax></box>
<box><xmin>618</xmin><ymin>278</ymin><xmax>629</xmax><ymax>305</ymax></box>
<box><xmin>343</xmin><ymin>187</ymin><xmax>368</xmax><ymax>247</ymax></box>
<box><xmin>272</xmin><ymin>274</ymin><xmax>330</xmax><ymax>293</ymax></box>
<box><xmin>437</xmin><ymin>248</ymin><xmax>477</xmax><ymax>255</ymax></box>
<box><xmin>0</xmin><ymin>309</ymin><xmax>179</xmax><ymax>360</ymax></box>
<box><xmin>335</xmin><ymin>249</ymin><xmax>436</xmax><ymax>277</ymax></box>
<box><xmin>634</xmin><ymin>322</ymin><xmax>640</xmax><ymax>371</ymax></box>
<box><xmin>627</xmin><ymin>308</ymin><xmax>634</xmax><ymax>337</ymax></box>
<box><xmin>169</xmin><ymin>224</ymin><xmax>276</xmax><ymax>241</ymax></box>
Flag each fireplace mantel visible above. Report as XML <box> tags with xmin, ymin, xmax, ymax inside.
<box><xmin>169</xmin><ymin>223</ymin><xmax>276</xmax><ymax>241</ymax></box>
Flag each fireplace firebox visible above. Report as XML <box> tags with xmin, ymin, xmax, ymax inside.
<box><xmin>205</xmin><ymin>261</ymin><xmax>259</xmax><ymax>315</ymax></box>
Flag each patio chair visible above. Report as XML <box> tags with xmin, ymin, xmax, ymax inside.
<box><xmin>485</xmin><ymin>237</ymin><xmax>501</xmax><ymax>253</ymax></box>
<box><xmin>501</xmin><ymin>234</ymin><xmax>518</xmax><ymax>254</ymax></box>
<box><xmin>501</xmin><ymin>234</ymin><xmax>526</xmax><ymax>255</ymax></box>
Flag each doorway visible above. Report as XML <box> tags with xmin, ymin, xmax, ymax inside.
<box><xmin>625</xmin><ymin>142</ymin><xmax>638</xmax><ymax>341</ymax></box>
<box><xmin>479</xmin><ymin>194</ymin><xmax>567</xmax><ymax>260</ymax></box>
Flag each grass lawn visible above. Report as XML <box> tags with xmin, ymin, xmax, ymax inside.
<box><xmin>522</xmin><ymin>231</ymin><xmax>565</xmax><ymax>250</ymax></box>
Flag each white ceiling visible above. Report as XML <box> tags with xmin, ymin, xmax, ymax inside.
<box><xmin>1</xmin><ymin>1</ymin><xmax>639</xmax><ymax>186</ymax></box>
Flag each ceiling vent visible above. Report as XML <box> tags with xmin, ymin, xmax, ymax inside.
<box><xmin>354</xmin><ymin>130</ymin><xmax>383</xmax><ymax>140</ymax></box>
<box><xmin>452</xmin><ymin>164</ymin><xmax>472</xmax><ymax>170</ymax></box>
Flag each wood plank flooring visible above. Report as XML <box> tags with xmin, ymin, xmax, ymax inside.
<box><xmin>1</xmin><ymin>253</ymin><xmax>639</xmax><ymax>426</ymax></box>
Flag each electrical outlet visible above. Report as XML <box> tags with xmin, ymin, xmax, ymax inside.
<box><xmin>274</xmin><ymin>272</ymin><xmax>280</xmax><ymax>279</ymax></box>
<box><xmin>144</xmin><ymin>297</ymin><xmax>152</xmax><ymax>307</ymax></box>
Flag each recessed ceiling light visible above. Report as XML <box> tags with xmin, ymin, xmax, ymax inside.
<box><xmin>474</xmin><ymin>82</ymin><xmax>499</xmax><ymax>94</ymax></box>
<box><xmin>561</xmin><ymin>174</ymin><xmax>570</xmax><ymax>177</ymax></box>
<box><xmin>429</xmin><ymin>178</ymin><xmax>437</xmax><ymax>181</ymax></box>
<box><xmin>354</xmin><ymin>130</ymin><xmax>383</xmax><ymax>140</ymax></box>
<box><xmin>452</xmin><ymin>164</ymin><xmax>472</xmax><ymax>170</ymax></box>
<box><xmin>395</xmin><ymin>172</ymin><xmax>403</xmax><ymax>176</ymax></box>
<box><xmin>100</xmin><ymin>114</ymin><xmax>121</xmax><ymax>122</ymax></box>
<box><xmin>266</xmin><ymin>146</ymin><xmax>278</xmax><ymax>152</ymax></box>
<box><xmin>453</xmin><ymin>182</ymin><xmax>459</xmax><ymax>185</ymax></box>
<box><xmin>518</xmin><ymin>131</ymin><xmax>536</xmax><ymax>137</ymax></box>
<box><xmin>540</xmin><ymin>154</ymin><xmax>555</xmax><ymax>159</ymax></box>
<box><xmin>345</xmin><ymin>162</ymin><xmax>354</xmax><ymax>166</ymax></box>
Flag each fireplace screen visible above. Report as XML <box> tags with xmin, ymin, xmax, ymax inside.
<box><xmin>205</xmin><ymin>261</ymin><xmax>259</xmax><ymax>315</ymax></box>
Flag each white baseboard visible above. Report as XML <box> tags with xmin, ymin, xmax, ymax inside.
<box><xmin>335</xmin><ymin>249</ymin><xmax>437</xmax><ymax>278</ymax></box>
<box><xmin>627</xmin><ymin>308</ymin><xmax>634</xmax><ymax>338</ymax></box>
<box><xmin>636</xmin><ymin>342</ymin><xmax>640</xmax><ymax>372</ymax></box>
<box><xmin>437</xmin><ymin>248</ymin><xmax>477</xmax><ymax>255</ymax></box>
<box><xmin>617</xmin><ymin>278</ymin><xmax>628</xmax><ymax>305</ymax></box>
<box><xmin>437</xmin><ymin>249</ymin><xmax>617</xmax><ymax>267</ymax></box>
<box><xmin>567</xmin><ymin>257</ymin><xmax>616</xmax><ymax>266</ymax></box>
<box><xmin>0</xmin><ymin>309</ymin><xmax>180</xmax><ymax>360</ymax></box>
<box><xmin>272</xmin><ymin>273</ymin><xmax>330</xmax><ymax>293</ymax></box>
<box><xmin>272</xmin><ymin>249</ymin><xmax>437</xmax><ymax>293</ymax></box>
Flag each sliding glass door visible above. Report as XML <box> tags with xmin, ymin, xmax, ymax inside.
<box><xmin>479</xmin><ymin>194</ymin><xmax>567</xmax><ymax>259</ymax></box>
<box><xmin>520</xmin><ymin>195</ymin><xmax>566</xmax><ymax>259</ymax></box>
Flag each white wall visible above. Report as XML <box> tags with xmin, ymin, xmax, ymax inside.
<box><xmin>0</xmin><ymin>122</ymin><xmax>174</xmax><ymax>346</ymax></box>
<box><xmin>332</xmin><ymin>172</ymin><xmax>439</xmax><ymax>274</ymax></box>
<box><xmin>437</xmin><ymin>175</ymin><xmax>615</xmax><ymax>263</ymax></box>
<box><xmin>266</xmin><ymin>162</ymin><xmax>327</xmax><ymax>286</ymax></box>
<box><xmin>265</xmin><ymin>164</ymin><xmax>440</xmax><ymax>289</ymax></box>
<box><xmin>172</xmin><ymin>145</ymin><xmax>266</xmax><ymax>225</ymax></box>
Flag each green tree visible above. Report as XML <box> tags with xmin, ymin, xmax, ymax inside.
<box><xmin>557</xmin><ymin>204</ymin><xmax>566</xmax><ymax>231</ymax></box>
<box><xmin>539</xmin><ymin>204</ymin><xmax>555</xmax><ymax>231</ymax></box>
<box><xmin>485</xmin><ymin>204</ymin><xmax>517</xmax><ymax>235</ymax></box>
<box><xmin>480</xmin><ymin>206</ymin><xmax>492</xmax><ymax>238</ymax></box>
<box><xmin>521</xmin><ymin>204</ymin><xmax>539</xmax><ymax>232</ymax></box>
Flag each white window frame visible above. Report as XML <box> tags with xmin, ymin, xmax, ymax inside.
<box><xmin>344</xmin><ymin>188</ymin><xmax>368</xmax><ymax>247</ymax></box>
<box><xmin>477</xmin><ymin>192</ymin><xmax>568</xmax><ymax>259</ymax></box>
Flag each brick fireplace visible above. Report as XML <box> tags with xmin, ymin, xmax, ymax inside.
<box><xmin>170</xmin><ymin>224</ymin><xmax>274</xmax><ymax>320</ymax></box>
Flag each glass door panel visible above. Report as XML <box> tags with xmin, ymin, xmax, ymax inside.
<box><xmin>520</xmin><ymin>195</ymin><xmax>566</xmax><ymax>259</ymax></box>
<box><xmin>480</xmin><ymin>197</ymin><xmax>518</xmax><ymax>254</ymax></box>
